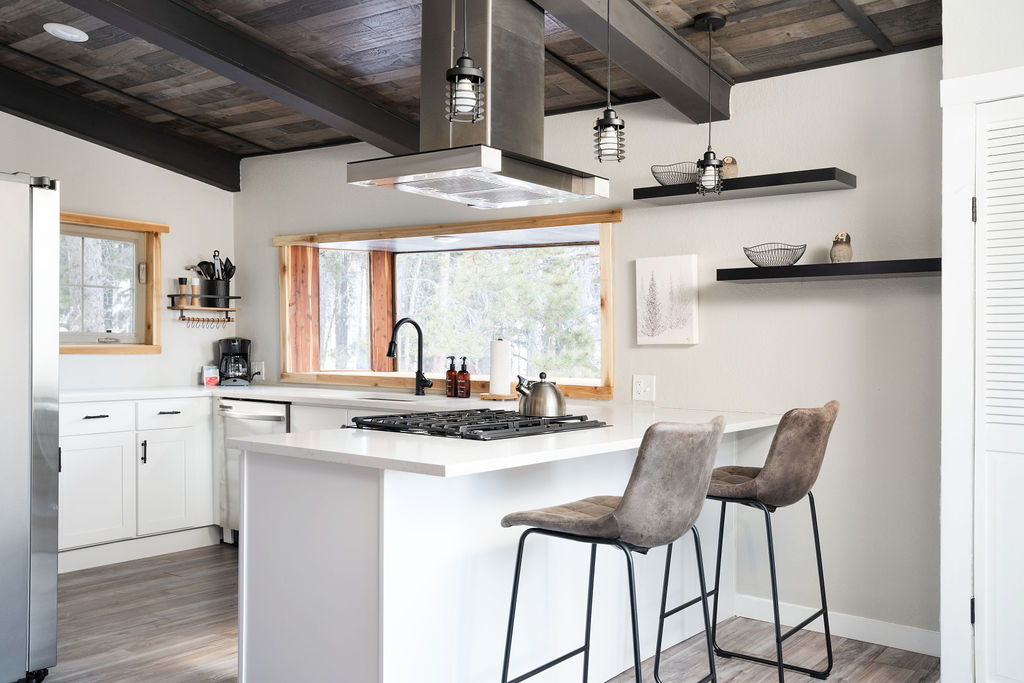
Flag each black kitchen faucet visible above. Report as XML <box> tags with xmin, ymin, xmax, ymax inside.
<box><xmin>386</xmin><ymin>317</ymin><xmax>434</xmax><ymax>396</ymax></box>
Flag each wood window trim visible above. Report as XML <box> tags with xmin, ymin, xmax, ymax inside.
<box><xmin>59</xmin><ymin>211</ymin><xmax>164</xmax><ymax>355</ymax></box>
<box><xmin>279</xmin><ymin>211</ymin><xmax>618</xmax><ymax>399</ymax></box>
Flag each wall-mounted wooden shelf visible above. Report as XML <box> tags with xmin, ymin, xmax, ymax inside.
<box><xmin>633</xmin><ymin>167</ymin><xmax>857</xmax><ymax>205</ymax></box>
<box><xmin>717</xmin><ymin>258</ymin><xmax>941</xmax><ymax>282</ymax></box>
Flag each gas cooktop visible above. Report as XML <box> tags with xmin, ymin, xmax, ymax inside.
<box><xmin>351</xmin><ymin>409</ymin><xmax>607</xmax><ymax>441</ymax></box>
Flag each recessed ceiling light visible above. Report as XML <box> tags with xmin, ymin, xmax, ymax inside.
<box><xmin>43</xmin><ymin>23</ymin><xmax>89</xmax><ymax>43</ymax></box>
<box><xmin>432</xmin><ymin>235</ymin><xmax>461</xmax><ymax>243</ymax></box>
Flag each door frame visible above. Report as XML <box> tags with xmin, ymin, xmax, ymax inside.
<box><xmin>940</xmin><ymin>65</ymin><xmax>1024</xmax><ymax>683</ymax></box>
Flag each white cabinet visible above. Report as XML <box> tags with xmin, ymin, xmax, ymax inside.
<box><xmin>137</xmin><ymin>428</ymin><xmax>191</xmax><ymax>536</ymax></box>
<box><xmin>58</xmin><ymin>432</ymin><xmax>136</xmax><ymax>550</ymax></box>
<box><xmin>290</xmin><ymin>404</ymin><xmax>349</xmax><ymax>432</ymax></box>
<box><xmin>58</xmin><ymin>396</ymin><xmax>215</xmax><ymax>554</ymax></box>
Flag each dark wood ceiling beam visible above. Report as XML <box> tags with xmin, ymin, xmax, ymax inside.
<box><xmin>61</xmin><ymin>0</ymin><xmax>419</xmax><ymax>154</ymax></box>
<box><xmin>832</xmin><ymin>0</ymin><xmax>894</xmax><ymax>52</ymax></box>
<box><xmin>676</xmin><ymin>0</ymin><xmax>817</xmax><ymax>36</ymax></box>
<box><xmin>0</xmin><ymin>44</ymin><xmax>272</xmax><ymax>154</ymax></box>
<box><xmin>0</xmin><ymin>64</ymin><xmax>240</xmax><ymax>191</ymax></box>
<box><xmin>537</xmin><ymin>0</ymin><xmax>731</xmax><ymax>123</ymax></box>
<box><xmin>545</xmin><ymin>47</ymin><xmax>621</xmax><ymax>104</ymax></box>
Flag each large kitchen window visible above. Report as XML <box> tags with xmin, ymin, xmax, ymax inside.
<box><xmin>59</xmin><ymin>212</ymin><xmax>165</xmax><ymax>354</ymax></box>
<box><xmin>280</xmin><ymin>210</ymin><xmax>618</xmax><ymax>398</ymax></box>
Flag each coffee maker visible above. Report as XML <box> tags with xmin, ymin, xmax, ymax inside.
<box><xmin>218</xmin><ymin>337</ymin><xmax>259</xmax><ymax>385</ymax></box>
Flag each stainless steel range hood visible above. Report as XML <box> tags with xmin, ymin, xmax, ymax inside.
<box><xmin>346</xmin><ymin>0</ymin><xmax>609</xmax><ymax>209</ymax></box>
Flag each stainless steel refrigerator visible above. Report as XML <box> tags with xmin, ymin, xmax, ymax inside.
<box><xmin>0</xmin><ymin>172</ymin><xmax>59</xmax><ymax>683</ymax></box>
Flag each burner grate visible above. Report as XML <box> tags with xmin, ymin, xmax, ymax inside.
<box><xmin>351</xmin><ymin>409</ymin><xmax>607</xmax><ymax>440</ymax></box>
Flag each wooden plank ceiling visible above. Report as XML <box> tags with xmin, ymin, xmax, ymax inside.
<box><xmin>0</xmin><ymin>0</ymin><xmax>940</xmax><ymax>159</ymax></box>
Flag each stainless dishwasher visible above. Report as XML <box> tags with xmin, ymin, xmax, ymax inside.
<box><xmin>216</xmin><ymin>398</ymin><xmax>290</xmax><ymax>542</ymax></box>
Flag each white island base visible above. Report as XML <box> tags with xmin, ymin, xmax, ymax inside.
<box><xmin>235</xmin><ymin>407</ymin><xmax>778</xmax><ymax>683</ymax></box>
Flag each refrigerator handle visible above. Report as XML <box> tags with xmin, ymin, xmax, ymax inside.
<box><xmin>58</xmin><ymin>447</ymin><xmax>61</xmax><ymax>474</ymax></box>
<box><xmin>140</xmin><ymin>440</ymin><xmax>147</xmax><ymax>464</ymax></box>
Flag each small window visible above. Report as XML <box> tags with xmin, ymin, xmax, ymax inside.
<box><xmin>60</xmin><ymin>226</ymin><xmax>146</xmax><ymax>344</ymax></box>
<box><xmin>319</xmin><ymin>249</ymin><xmax>371</xmax><ymax>370</ymax></box>
<box><xmin>58</xmin><ymin>212</ymin><xmax>166</xmax><ymax>354</ymax></box>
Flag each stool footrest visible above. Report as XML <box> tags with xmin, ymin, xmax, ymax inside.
<box><xmin>781</xmin><ymin>608</ymin><xmax>825</xmax><ymax>642</ymax></box>
<box><xmin>713</xmin><ymin>647</ymin><xmax>830</xmax><ymax>679</ymax></box>
<box><xmin>508</xmin><ymin>645</ymin><xmax>586</xmax><ymax>683</ymax></box>
<box><xmin>663</xmin><ymin>588</ymin><xmax>717</xmax><ymax>619</ymax></box>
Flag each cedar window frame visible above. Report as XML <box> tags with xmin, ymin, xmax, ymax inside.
<box><xmin>59</xmin><ymin>212</ymin><xmax>166</xmax><ymax>355</ymax></box>
<box><xmin>277</xmin><ymin>210</ymin><xmax>618</xmax><ymax>399</ymax></box>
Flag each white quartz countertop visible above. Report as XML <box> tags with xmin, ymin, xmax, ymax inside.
<box><xmin>228</xmin><ymin>404</ymin><xmax>780</xmax><ymax>478</ymax></box>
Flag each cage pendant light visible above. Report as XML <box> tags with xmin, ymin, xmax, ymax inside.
<box><xmin>593</xmin><ymin>0</ymin><xmax>624</xmax><ymax>162</ymax></box>
<box><xmin>445</xmin><ymin>0</ymin><xmax>485</xmax><ymax>123</ymax></box>
<box><xmin>693</xmin><ymin>11</ymin><xmax>726</xmax><ymax>195</ymax></box>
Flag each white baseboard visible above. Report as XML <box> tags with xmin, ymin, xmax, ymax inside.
<box><xmin>733</xmin><ymin>594</ymin><xmax>940</xmax><ymax>657</ymax></box>
<box><xmin>58</xmin><ymin>526</ymin><xmax>223</xmax><ymax>573</ymax></box>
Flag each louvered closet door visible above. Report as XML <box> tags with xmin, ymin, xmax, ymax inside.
<box><xmin>975</xmin><ymin>96</ymin><xmax>1024</xmax><ymax>683</ymax></box>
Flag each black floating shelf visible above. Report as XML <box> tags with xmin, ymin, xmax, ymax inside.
<box><xmin>717</xmin><ymin>258</ymin><xmax>941</xmax><ymax>282</ymax></box>
<box><xmin>633</xmin><ymin>167</ymin><xmax>856</xmax><ymax>205</ymax></box>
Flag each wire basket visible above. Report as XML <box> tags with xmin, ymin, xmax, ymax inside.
<box><xmin>651</xmin><ymin>162</ymin><xmax>698</xmax><ymax>186</ymax></box>
<box><xmin>743</xmin><ymin>243</ymin><xmax>807</xmax><ymax>267</ymax></box>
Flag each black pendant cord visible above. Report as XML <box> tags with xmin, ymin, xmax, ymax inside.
<box><xmin>706</xmin><ymin>22</ymin><xmax>713</xmax><ymax>152</ymax></box>
<box><xmin>606</xmin><ymin>0</ymin><xmax>612</xmax><ymax>109</ymax></box>
<box><xmin>463</xmin><ymin>0</ymin><xmax>468</xmax><ymax>56</ymax></box>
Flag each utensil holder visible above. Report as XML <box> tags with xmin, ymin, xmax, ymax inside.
<box><xmin>201</xmin><ymin>279</ymin><xmax>230</xmax><ymax>308</ymax></box>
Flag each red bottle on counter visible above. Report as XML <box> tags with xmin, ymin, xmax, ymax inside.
<box><xmin>456</xmin><ymin>356</ymin><xmax>471</xmax><ymax>398</ymax></box>
<box><xmin>445</xmin><ymin>356</ymin><xmax>457</xmax><ymax>398</ymax></box>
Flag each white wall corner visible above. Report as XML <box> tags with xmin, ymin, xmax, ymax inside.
<box><xmin>734</xmin><ymin>594</ymin><xmax>940</xmax><ymax>657</ymax></box>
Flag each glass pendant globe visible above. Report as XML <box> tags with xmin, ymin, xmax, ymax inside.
<box><xmin>453</xmin><ymin>78</ymin><xmax>477</xmax><ymax>113</ymax></box>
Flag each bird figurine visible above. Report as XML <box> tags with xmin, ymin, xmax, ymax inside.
<box><xmin>721</xmin><ymin>156</ymin><xmax>738</xmax><ymax>179</ymax></box>
<box><xmin>830</xmin><ymin>232</ymin><xmax>853</xmax><ymax>263</ymax></box>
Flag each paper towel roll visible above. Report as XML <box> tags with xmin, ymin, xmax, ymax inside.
<box><xmin>489</xmin><ymin>339</ymin><xmax>511</xmax><ymax>395</ymax></box>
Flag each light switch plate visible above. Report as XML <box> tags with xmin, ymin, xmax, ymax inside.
<box><xmin>632</xmin><ymin>374</ymin><xmax>655</xmax><ymax>402</ymax></box>
<box><xmin>252</xmin><ymin>361</ymin><xmax>265</xmax><ymax>382</ymax></box>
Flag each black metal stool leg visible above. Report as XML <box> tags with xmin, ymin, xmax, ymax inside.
<box><xmin>761</xmin><ymin>504</ymin><xmax>786</xmax><ymax>683</ymax></box>
<box><xmin>710</xmin><ymin>501</ymin><xmax>727</xmax><ymax>655</ymax></box>
<box><xmin>502</xmin><ymin>529</ymin><xmax>532</xmax><ymax>683</ymax></box>
<box><xmin>618</xmin><ymin>544</ymin><xmax>645</xmax><ymax>683</ymax></box>
<box><xmin>582</xmin><ymin>543</ymin><xmax>598</xmax><ymax>683</ymax></box>
<box><xmin>653</xmin><ymin>543</ymin><xmax>673</xmax><ymax>683</ymax></box>
<box><xmin>808</xmin><ymin>492</ymin><xmax>834</xmax><ymax>677</ymax></box>
<box><xmin>691</xmin><ymin>527</ymin><xmax>717</xmax><ymax>683</ymax></box>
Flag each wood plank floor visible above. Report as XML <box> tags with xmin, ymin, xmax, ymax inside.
<box><xmin>50</xmin><ymin>544</ymin><xmax>238</xmax><ymax>683</ymax></box>
<box><xmin>49</xmin><ymin>544</ymin><xmax>939</xmax><ymax>682</ymax></box>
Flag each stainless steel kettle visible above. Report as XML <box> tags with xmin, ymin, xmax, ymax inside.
<box><xmin>516</xmin><ymin>372</ymin><xmax>566</xmax><ymax>417</ymax></box>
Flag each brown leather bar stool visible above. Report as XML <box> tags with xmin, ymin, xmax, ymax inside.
<box><xmin>500</xmin><ymin>418</ymin><xmax>726</xmax><ymax>683</ymax></box>
<box><xmin>669</xmin><ymin>401</ymin><xmax>839</xmax><ymax>682</ymax></box>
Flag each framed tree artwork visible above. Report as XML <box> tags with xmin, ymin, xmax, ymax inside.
<box><xmin>636</xmin><ymin>254</ymin><xmax>699</xmax><ymax>345</ymax></box>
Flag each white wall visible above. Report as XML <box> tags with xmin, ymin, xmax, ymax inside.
<box><xmin>235</xmin><ymin>47</ymin><xmax>941</xmax><ymax>640</ymax></box>
<box><xmin>943</xmin><ymin>0</ymin><xmax>1024</xmax><ymax>79</ymax></box>
<box><xmin>0</xmin><ymin>111</ymin><xmax>236</xmax><ymax>389</ymax></box>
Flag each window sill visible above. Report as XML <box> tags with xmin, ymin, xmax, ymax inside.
<box><xmin>61</xmin><ymin>344</ymin><xmax>162</xmax><ymax>355</ymax></box>
<box><xmin>280</xmin><ymin>371</ymin><xmax>613</xmax><ymax>400</ymax></box>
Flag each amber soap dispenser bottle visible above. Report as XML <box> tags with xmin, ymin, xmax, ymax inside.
<box><xmin>445</xmin><ymin>356</ymin><xmax>458</xmax><ymax>398</ymax></box>
<box><xmin>456</xmin><ymin>356</ymin><xmax>471</xmax><ymax>398</ymax></box>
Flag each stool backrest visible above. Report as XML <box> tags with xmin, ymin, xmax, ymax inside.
<box><xmin>756</xmin><ymin>400</ymin><xmax>840</xmax><ymax>508</ymax></box>
<box><xmin>613</xmin><ymin>417</ymin><xmax>725</xmax><ymax>549</ymax></box>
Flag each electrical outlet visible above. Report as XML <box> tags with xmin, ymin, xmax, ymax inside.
<box><xmin>252</xmin><ymin>361</ymin><xmax>265</xmax><ymax>382</ymax></box>
<box><xmin>632</xmin><ymin>374</ymin><xmax>655</xmax><ymax>402</ymax></box>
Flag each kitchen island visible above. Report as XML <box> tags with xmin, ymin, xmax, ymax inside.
<box><xmin>229</xmin><ymin>404</ymin><xmax>779</xmax><ymax>683</ymax></box>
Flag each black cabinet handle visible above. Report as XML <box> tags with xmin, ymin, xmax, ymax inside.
<box><xmin>58</xmin><ymin>447</ymin><xmax>62</xmax><ymax>473</ymax></box>
<box><xmin>157</xmin><ymin>410</ymin><xmax>182</xmax><ymax>415</ymax></box>
<box><xmin>83</xmin><ymin>414</ymin><xmax>109</xmax><ymax>420</ymax></box>
<box><xmin>141</xmin><ymin>440</ymin><xmax>147</xmax><ymax>464</ymax></box>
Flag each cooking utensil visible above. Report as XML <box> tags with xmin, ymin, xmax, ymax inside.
<box><xmin>515</xmin><ymin>372</ymin><xmax>566</xmax><ymax>417</ymax></box>
<box><xmin>742</xmin><ymin>243</ymin><xmax>807</xmax><ymax>267</ymax></box>
<box><xmin>185</xmin><ymin>264</ymin><xmax>209</xmax><ymax>280</ymax></box>
<box><xmin>223</xmin><ymin>258</ymin><xmax>235</xmax><ymax>281</ymax></box>
<box><xmin>196</xmin><ymin>261</ymin><xmax>215</xmax><ymax>280</ymax></box>
<box><xmin>213</xmin><ymin>250</ymin><xmax>223</xmax><ymax>280</ymax></box>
